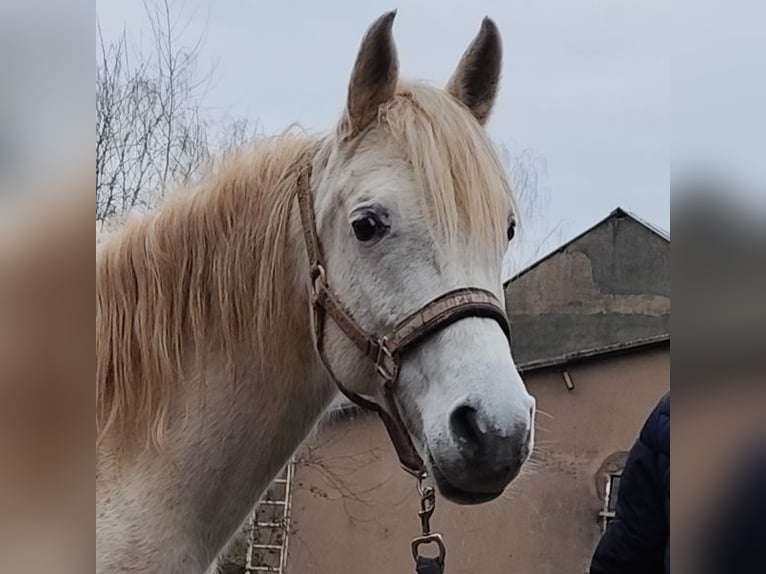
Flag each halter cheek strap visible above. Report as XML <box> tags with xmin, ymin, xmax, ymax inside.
<box><xmin>296</xmin><ymin>158</ymin><xmax>511</xmax><ymax>477</ymax></box>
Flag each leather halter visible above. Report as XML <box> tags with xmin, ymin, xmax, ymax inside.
<box><xmin>296</xmin><ymin>158</ymin><xmax>512</xmax><ymax>477</ymax></box>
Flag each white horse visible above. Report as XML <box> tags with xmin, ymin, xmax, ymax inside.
<box><xmin>96</xmin><ymin>12</ymin><xmax>535</xmax><ymax>573</ymax></box>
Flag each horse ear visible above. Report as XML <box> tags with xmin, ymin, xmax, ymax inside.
<box><xmin>343</xmin><ymin>11</ymin><xmax>399</xmax><ymax>138</ymax></box>
<box><xmin>446</xmin><ymin>17</ymin><xmax>502</xmax><ymax>125</ymax></box>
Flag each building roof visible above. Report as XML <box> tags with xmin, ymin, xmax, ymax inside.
<box><xmin>504</xmin><ymin>207</ymin><xmax>670</xmax><ymax>372</ymax></box>
<box><xmin>505</xmin><ymin>207</ymin><xmax>669</xmax><ymax>287</ymax></box>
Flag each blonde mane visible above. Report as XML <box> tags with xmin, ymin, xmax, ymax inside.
<box><xmin>381</xmin><ymin>82</ymin><xmax>516</xmax><ymax>250</ymax></box>
<box><xmin>96</xmin><ymin>135</ymin><xmax>318</xmax><ymax>453</ymax></box>
<box><xmin>96</xmin><ymin>83</ymin><xmax>515</xmax><ymax>456</ymax></box>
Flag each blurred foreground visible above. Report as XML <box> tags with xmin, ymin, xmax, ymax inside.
<box><xmin>673</xmin><ymin>180</ymin><xmax>766</xmax><ymax>573</ymax></box>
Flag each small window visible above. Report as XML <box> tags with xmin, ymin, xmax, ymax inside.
<box><xmin>599</xmin><ymin>472</ymin><xmax>622</xmax><ymax>532</ymax></box>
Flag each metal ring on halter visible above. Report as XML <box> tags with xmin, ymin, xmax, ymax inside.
<box><xmin>309</xmin><ymin>263</ymin><xmax>326</xmax><ymax>300</ymax></box>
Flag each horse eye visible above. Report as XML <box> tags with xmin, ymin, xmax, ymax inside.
<box><xmin>507</xmin><ymin>219</ymin><xmax>517</xmax><ymax>242</ymax></box>
<box><xmin>352</xmin><ymin>213</ymin><xmax>383</xmax><ymax>242</ymax></box>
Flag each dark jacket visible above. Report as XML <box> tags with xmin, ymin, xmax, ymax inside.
<box><xmin>590</xmin><ymin>392</ymin><xmax>670</xmax><ymax>574</ymax></box>
<box><xmin>698</xmin><ymin>437</ymin><xmax>766</xmax><ymax>574</ymax></box>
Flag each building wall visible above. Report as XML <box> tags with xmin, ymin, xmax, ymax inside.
<box><xmin>505</xmin><ymin>213</ymin><xmax>670</xmax><ymax>367</ymax></box>
<box><xmin>286</xmin><ymin>346</ymin><xmax>670</xmax><ymax>574</ymax></box>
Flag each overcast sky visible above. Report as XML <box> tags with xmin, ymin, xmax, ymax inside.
<box><xmin>97</xmin><ymin>0</ymin><xmax>676</xmax><ymax>268</ymax></box>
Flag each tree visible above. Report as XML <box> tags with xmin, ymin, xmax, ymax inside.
<box><xmin>499</xmin><ymin>144</ymin><xmax>563</xmax><ymax>280</ymax></box>
<box><xmin>96</xmin><ymin>0</ymin><xmax>210</xmax><ymax>226</ymax></box>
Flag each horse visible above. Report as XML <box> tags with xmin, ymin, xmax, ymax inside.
<box><xmin>96</xmin><ymin>12</ymin><xmax>536</xmax><ymax>573</ymax></box>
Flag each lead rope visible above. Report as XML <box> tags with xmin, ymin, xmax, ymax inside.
<box><xmin>412</xmin><ymin>474</ymin><xmax>446</xmax><ymax>574</ymax></box>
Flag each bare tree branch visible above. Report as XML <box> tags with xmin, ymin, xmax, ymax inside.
<box><xmin>96</xmin><ymin>0</ymin><xmax>210</xmax><ymax>226</ymax></box>
<box><xmin>498</xmin><ymin>143</ymin><xmax>562</xmax><ymax>279</ymax></box>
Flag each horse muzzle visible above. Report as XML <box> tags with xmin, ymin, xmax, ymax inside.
<box><xmin>426</xmin><ymin>398</ymin><xmax>534</xmax><ymax>505</ymax></box>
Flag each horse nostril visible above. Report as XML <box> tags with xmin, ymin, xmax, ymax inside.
<box><xmin>446</xmin><ymin>402</ymin><xmax>532</xmax><ymax>489</ymax></box>
<box><xmin>450</xmin><ymin>405</ymin><xmax>482</xmax><ymax>452</ymax></box>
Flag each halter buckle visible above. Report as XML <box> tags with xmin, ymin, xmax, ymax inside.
<box><xmin>374</xmin><ymin>337</ymin><xmax>398</xmax><ymax>383</ymax></box>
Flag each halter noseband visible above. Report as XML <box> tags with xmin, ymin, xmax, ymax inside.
<box><xmin>296</xmin><ymin>158</ymin><xmax>511</xmax><ymax>477</ymax></box>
